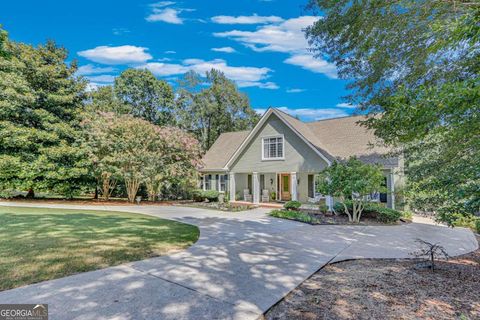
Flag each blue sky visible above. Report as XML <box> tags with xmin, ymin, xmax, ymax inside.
<box><xmin>0</xmin><ymin>0</ymin><xmax>355</xmax><ymax>121</ymax></box>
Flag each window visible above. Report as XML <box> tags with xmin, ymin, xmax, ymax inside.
<box><xmin>308</xmin><ymin>174</ymin><xmax>314</xmax><ymax>198</ymax></box>
<box><xmin>218</xmin><ymin>174</ymin><xmax>228</xmax><ymax>192</ymax></box>
<box><xmin>262</xmin><ymin>136</ymin><xmax>284</xmax><ymax>160</ymax></box>
<box><xmin>260</xmin><ymin>174</ymin><xmax>265</xmax><ymax>191</ymax></box>
<box><xmin>204</xmin><ymin>174</ymin><xmax>211</xmax><ymax>190</ymax></box>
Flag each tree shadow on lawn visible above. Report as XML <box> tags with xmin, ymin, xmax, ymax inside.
<box><xmin>0</xmin><ymin>209</ymin><xmax>199</xmax><ymax>291</ymax></box>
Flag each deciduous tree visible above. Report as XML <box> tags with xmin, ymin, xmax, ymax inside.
<box><xmin>175</xmin><ymin>69</ymin><xmax>259</xmax><ymax>150</ymax></box>
<box><xmin>316</xmin><ymin>157</ymin><xmax>385</xmax><ymax>223</ymax></box>
<box><xmin>306</xmin><ymin>1</ymin><xmax>480</xmax><ymax>221</ymax></box>
<box><xmin>114</xmin><ymin>69</ymin><xmax>174</xmax><ymax>125</ymax></box>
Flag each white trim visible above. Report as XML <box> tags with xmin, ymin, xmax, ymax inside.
<box><xmin>261</xmin><ymin>134</ymin><xmax>285</xmax><ymax>161</ymax></box>
<box><xmin>291</xmin><ymin>172</ymin><xmax>298</xmax><ymax>201</ymax></box>
<box><xmin>275</xmin><ymin>110</ymin><xmax>332</xmax><ymax>166</ymax></box>
<box><xmin>390</xmin><ymin>169</ymin><xmax>395</xmax><ymax>210</ymax></box>
<box><xmin>224</xmin><ymin>108</ymin><xmax>332</xmax><ymax>170</ymax></box>
<box><xmin>253</xmin><ymin>172</ymin><xmax>260</xmax><ymax>204</ymax></box>
<box><xmin>229</xmin><ymin>172</ymin><xmax>236</xmax><ymax>202</ymax></box>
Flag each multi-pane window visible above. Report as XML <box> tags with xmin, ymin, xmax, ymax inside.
<box><xmin>262</xmin><ymin>136</ymin><xmax>284</xmax><ymax>159</ymax></box>
<box><xmin>204</xmin><ymin>174</ymin><xmax>211</xmax><ymax>190</ymax></box>
<box><xmin>219</xmin><ymin>174</ymin><xmax>228</xmax><ymax>192</ymax></box>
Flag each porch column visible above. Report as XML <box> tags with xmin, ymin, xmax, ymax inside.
<box><xmin>253</xmin><ymin>172</ymin><xmax>260</xmax><ymax>204</ymax></box>
<box><xmin>202</xmin><ymin>174</ymin><xmax>206</xmax><ymax>191</ymax></box>
<box><xmin>326</xmin><ymin>195</ymin><xmax>333</xmax><ymax>211</ymax></box>
<box><xmin>229</xmin><ymin>172</ymin><xmax>236</xmax><ymax>202</ymax></box>
<box><xmin>389</xmin><ymin>170</ymin><xmax>396</xmax><ymax>210</ymax></box>
<box><xmin>291</xmin><ymin>172</ymin><xmax>298</xmax><ymax>201</ymax></box>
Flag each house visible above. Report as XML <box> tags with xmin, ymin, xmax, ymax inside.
<box><xmin>199</xmin><ymin>108</ymin><xmax>404</xmax><ymax>210</ymax></box>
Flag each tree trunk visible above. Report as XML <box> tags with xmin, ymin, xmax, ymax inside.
<box><xmin>94</xmin><ymin>186</ymin><xmax>99</xmax><ymax>200</ymax></box>
<box><xmin>26</xmin><ymin>187</ymin><xmax>35</xmax><ymax>199</ymax></box>
<box><xmin>100</xmin><ymin>172</ymin><xmax>116</xmax><ymax>201</ymax></box>
<box><xmin>125</xmin><ymin>177</ymin><xmax>140</xmax><ymax>203</ymax></box>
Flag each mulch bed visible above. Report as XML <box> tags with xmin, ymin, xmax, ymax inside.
<box><xmin>300</xmin><ymin>210</ymin><xmax>409</xmax><ymax>226</ymax></box>
<box><xmin>0</xmin><ymin>197</ymin><xmax>175</xmax><ymax>206</ymax></box>
<box><xmin>180</xmin><ymin>201</ymin><xmax>255</xmax><ymax>212</ymax></box>
<box><xmin>264</xmin><ymin>235</ymin><xmax>480</xmax><ymax>320</ymax></box>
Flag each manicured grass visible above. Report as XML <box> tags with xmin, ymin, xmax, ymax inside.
<box><xmin>0</xmin><ymin>206</ymin><xmax>199</xmax><ymax>291</ymax></box>
<box><xmin>270</xmin><ymin>209</ymin><xmax>318</xmax><ymax>224</ymax></box>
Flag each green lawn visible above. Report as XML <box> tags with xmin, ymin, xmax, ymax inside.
<box><xmin>0</xmin><ymin>206</ymin><xmax>199</xmax><ymax>291</ymax></box>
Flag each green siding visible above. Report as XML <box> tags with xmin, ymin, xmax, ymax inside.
<box><xmin>230</xmin><ymin>114</ymin><xmax>329</xmax><ymax>173</ymax></box>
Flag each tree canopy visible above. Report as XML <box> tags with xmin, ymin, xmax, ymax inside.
<box><xmin>0</xmin><ymin>29</ymin><xmax>89</xmax><ymax>197</ymax></box>
<box><xmin>175</xmin><ymin>69</ymin><xmax>259</xmax><ymax>150</ymax></box>
<box><xmin>307</xmin><ymin>0</ymin><xmax>480</xmax><ymax>221</ymax></box>
<box><xmin>82</xmin><ymin>112</ymin><xmax>202</xmax><ymax>203</ymax></box>
<box><xmin>316</xmin><ymin>157</ymin><xmax>385</xmax><ymax>223</ymax></box>
<box><xmin>114</xmin><ymin>69</ymin><xmax>175</xmax><ymax>125</ymax></box>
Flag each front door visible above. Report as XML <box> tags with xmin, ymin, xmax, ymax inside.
<box><xmin>280</xmin><ymin>174</ymin><xmax>291</xmax><ymax>201</ymax></box>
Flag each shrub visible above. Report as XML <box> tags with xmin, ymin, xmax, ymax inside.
<box><xmin>401</xmin><ymin>210</ymin><xmax>414</xmax><ymax>221</ymax></box>
<box><xmin>202</xmin><ymin>190</ymin><xmax>220</xmax><ymax>202</ymax></box>
<box><xmin>376</xmin><ymin>207</ymin><xmax>402</xmax><ymax>223</ymax></box>
<box><xmin>319</xmin><ymin>203</ymin><xmax>329</xmax><ymax>213</ymax></box>
<box><xmin>270</xmin><ymin>209</ymin><xmax>314</xmax><ymax>224</ymax></box>
<box><xmin>284</xmin><ymin>200</ymin><xmax>301</xmax><ymax>211</ymax></box>
<box><xmin>449</xmin><ymin>213</ymin><xmax>479</xmax><ymax>231</ymax></box>
<box><xmin>476</xmin><ymin>219</ymin><xmax>480</xmax><ymax>234</ymax></box>
<box><xmin>191</xmin><ymin>189</ymin><xmax>204</xmax><ymax>202</ymax></box>
<box><xmin>333</xmin><ymin>201</ymin><xmax>347</xmax><ymax>214</ymax></box>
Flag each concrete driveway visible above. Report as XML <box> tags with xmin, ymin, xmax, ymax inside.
<box><xmin>0</xmin><ymin>202</ymin><xmax>477</xmax><ymax>320</ymax></box>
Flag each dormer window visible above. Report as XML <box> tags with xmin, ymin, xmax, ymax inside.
<box><xmin>262</xmin><ymin>135</ymin><xmax>284</xmax><ymax>160</ymax></box>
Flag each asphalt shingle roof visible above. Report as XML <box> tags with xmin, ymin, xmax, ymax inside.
<box><xmin>200</xmin><ymin>108</ymin><xmax>397</xmax><ymax>171</ymax></box>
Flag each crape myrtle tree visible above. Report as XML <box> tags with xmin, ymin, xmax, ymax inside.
<box><xmin>306</xmin><ymin>1</ymin><xmax>480</xmax><ymax>222</ymax></box>
<box><xmin>175</xmin><ymin>69</ymin><xmax>259</xmax><ymax>150</ymax></box>
<box><xmin>83</xmin><ymin>113</ymin><xmax>201</xmax><ymax>203</ymax></box>
<box><xmin>0</xmin><ymin>27</ymin><xmax>90</xmax><ymax>198</ymax></box>
<box><xmin>316</xmin><ymin>157</ymin><xmax>385</xmax><ymax>223</ymax></box>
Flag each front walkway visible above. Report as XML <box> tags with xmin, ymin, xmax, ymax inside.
<box><xmin>0</xmin><ymin>202</ymin><xmax>477</xmax><ymax>320</ymax></box>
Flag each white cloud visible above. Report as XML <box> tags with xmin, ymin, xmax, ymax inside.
<box><xmin>85</xmin><ymin>75</ymin><xmax>116</xmax><ymax>83</ymax></box>
<box><xmin>165</xmin><ymin>50</ymin><xmax>176</xmax><ymax>54</ymax></box>
<box><xmin>255</xmin><ymin>107</ymin><xmax>349</xmax><ymax>121</ymax></box>
<box><xmin>336</xmin><ymin>102</ymin><xmax>356</xmax><ymax>109</ymax></box>
<box><xmin>145</xmin><ymin>2</ymin><xmax>194</xmax><ymax>24</ymax></box>
<box><xmin>286</xmin><ymin>88</ymin><xmax>306</xmax><ymax>93</ymax></box>
<box><xmin>112</xmin><ymin>28</ymin><xmax>130</xmax><ymax>36</ymax></box>
<box><xmin>214</xmin><ymin>16</ymin><xmax>338</xmax><ymax>78</ymax></box>
<box><xmin>78</xmin><ymin>45</ymin><xmax>152</xmax><ymax>65</ymax></box>
<box><xmin>76</xmin><ymin>64</ymin><xmax>115</xmax><ymax>76</ymax></box>
<box><xmin>237</xmin><ymin>81</ymin><xmax>279</xmax><ymax>89</ymax></box>
<box><xmin>284</xmin><ymin>53</ymin><xmax>337</xmax><ymax>79</ymax></box>
<box><xmin>146</xmin><ymin>8</ymin><xmax>183</xmax><ymax>24</ymax></box>
<box><xmin>211</xmin><ymin>14</ymin><xmax>283</xmax><ymax>25</ymax></box>
<box><xmin>138</xmin><ymin>58</ymin><xmax>277</xmax><ymax>89</ymax></box>
<box><xmin>211</xmin><ymin>46</ymin><xmax>236</xmax><ymax>53</ymax></box>
<box><xmin>214</xmin><ymin>16</ymin><xmax>316</xmax><ymax>53</ymax></box>
<box><xmin>150</xmin><ymin>1</ymin><xmax>175</xmax><ymax>7</ymax></box>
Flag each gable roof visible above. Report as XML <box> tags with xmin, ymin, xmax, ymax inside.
<box><xmin>200</xmin><ymin>130</ymin><xmax>250</xmax><ymax>171</ymax></box>
<box><xmin>200</xmin><ymin>108</ymin><xmax>397</xmax><ymax>171</ymax></box>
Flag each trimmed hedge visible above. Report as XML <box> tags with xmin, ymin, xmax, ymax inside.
<box><xmin>333</xmin><ymin>200</ymin><xmax>402</xmax><ymax>223</ymax></box>
<box><xmin>284</xmin><ymin>200</ymin><xmax>302</xmax><ymax>211</ymax></box>
<box><xmin>376</xmin><ymin>207</ymin><xmax>402</xmax><ymax>223</ymax></box>
<box><xmin>192</xmin><ymin>189</ymin><xmax>220</xmax><ymax>202</ymax></box>
<box><xmin>270</xmin><ymin>209</ymin><xmax>314</xmax><ymax>224</ymax></box>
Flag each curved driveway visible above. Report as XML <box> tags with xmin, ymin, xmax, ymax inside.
<box><xmin>0</xmin><ymin>202</ymin><xmax>477</xmax><ymax>320</ymax></box>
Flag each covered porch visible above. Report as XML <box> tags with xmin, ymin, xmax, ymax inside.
<box><xmin>227</xmin><ymin>172</ymin><xmax>334</xmax><ymax>208</ymax></box>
